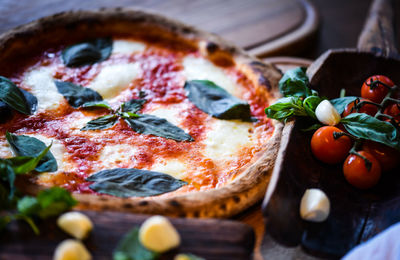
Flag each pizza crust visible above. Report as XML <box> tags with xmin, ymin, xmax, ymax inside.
<box><xmin>0</xmin><ymin>9</ymin><xmax>283</xmax><ymax>218</ymax></box>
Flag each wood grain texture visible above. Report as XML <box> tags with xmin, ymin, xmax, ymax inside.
<box><xmin>0</xmin><ymin>0</ymin><xmax>316</xmax><ymax>57</ymax></box>
<box><xmin>262</xmin><ymin>0</ymin><xmax>400</xmax><ymax>257</ymax></box>
<box><xmin>0</xmin><ymin>211</ymin><xmax>255</xmax><ymax>260</ymax></box>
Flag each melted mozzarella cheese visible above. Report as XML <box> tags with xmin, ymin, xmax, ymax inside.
<box><xmin>204</xmin><ymin>119</ymin><xmax>253</xmax><ymax>161</ymax></box>
<box><xmin>88</xmin><ymin>63</ymin><xmax>141</xmax><ymax>99</ymax></box>
<box><xmin>23</xmin><ymin>67</ymin><xmax>64</xmax><ymax>111</ymax></box>
<box><xmin>182</xmin><ymin>56</ymin><xmax>240</xmax><ymax>96</ymax></box>
<box><xmin>95</xmin><ymin>144</ymin><xmax>138</xmax><ymax>171</ymax></box>
<box><xmin>150</xmin><ymin>159</ymin><xmax>187</xmax><ymax>180</ymax></box>
<box><xmin>0</xmin><ymin>140</ymin><xmax>12</xmax><ymax>158</ymax></box>
<box><xmin>112</xmin><ymin>40</ymin><xmax>146</xmax><ymax>55</ymax></box>
<box><xmin>147</xmin><ymin>105</ymin><xmax>185</xmax><ymax>129</ymax></box>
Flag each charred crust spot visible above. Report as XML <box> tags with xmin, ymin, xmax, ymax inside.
<box><xmin>258</xmin><ymin>75</ymin><xmax>272</xmax><ymax>91</ymax></box>
<box><xmin>179</xmin><ymin>213</ymin><xmax>186</xmax><ymax>218</ymax></box>
<box><xmin>123</xmin><ymin>203</ymin><xmax>133</xmax><ymax>209</ymax></box>
<box><xmin>139</xmin><ymin>200</ymin><xmax>149</xmax><ymax>206</ymax></box>
<box><xmin>220</xmin><ymin>203</ymin><xmax>227</xmax><ymax>210</ymax></box>
<box><xmin>169</xmin><ymin>200</ymin><xmax>181</xmax><ymax>207</ymax></box>
<box><xmin>206</xmin><ymin>42</ymin><xmax>219</xmax><ymax>53</ymax></box>
<box><xmin>193</xmin><ymin>211</ymin><xmax>200</xmax><ymax>217</ymax></box>
<box><xmin>233</xmin><ymin>196</ymin><xmax>241</xmax><ymax>203</ymax></box>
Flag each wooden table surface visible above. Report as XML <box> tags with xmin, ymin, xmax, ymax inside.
<box><xmin>1</xmin><ymin>0</ymin><xmax>398</xmax><ymax>259</ymax></box>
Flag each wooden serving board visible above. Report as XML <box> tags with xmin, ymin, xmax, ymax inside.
<box><xmin>0</xmin><ymin>0</ymin><xmax>318</xmax><ymax>57</ymax></box>
<box><xmin>0</xmin><ymin>211</ymin><xmax>255</xmax><ymax>260</ymax></box>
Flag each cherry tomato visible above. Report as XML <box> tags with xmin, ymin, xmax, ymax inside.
<box><xmin>361</xmin><ymin>75</ymin><xmax>394</xmax><ymax>103</ymax></box>
<box><xmin>311</xmin><ymin>126</ymin><xmax>352</xmax><ymax>164</ymax></box>
<box><xmin>343</xmin><ymin>98</ymin><xmax>378</xmax><ymax>117</ymax></box>
<box><xmin>384</xmin><ymin>103</ymin><xmax>400</xmax><ymax>122</ymax></box>
<box><xmin>363</xmin><ymin>141</ymin><xmax>400</xmax><ymax>171</ymax></box>
<box><xmin>343</xmin><ymin>151</ymin><xmax>381</xmax><ymax>189</ymax></box>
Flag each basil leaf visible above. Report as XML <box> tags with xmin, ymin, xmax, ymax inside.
<box><xmin>121</xmin><ymin>99</ymin><xmax>146</xmax><ymax>113</ymax></box>
<box><xmin>55</xmin><ymin>80</ymin><xmax>103</xmax><ymax>108</ymax></box>
<box><xmin>82</xmin><ymin>101</ymin><xmax>112</xmax><ymax>110</ymax></box>
<box><xmin>279</xmin><ymin>67</ymin><xmax>311</xmax><ymax>98</ymax></box>
<box><xmin>184</xmin><ymin>80</ymin><xmax>252</xmax><ymax>121</ymax></box>
<box><xmin>303</xmin><ymin>96</ymin><xmax>323</xmax><ymax>119</ymax></box>
<box><xmin>341</xmin><ymin>113</ymin><xmax>400</xmax><ymax>150</ymax></box>
<box><xmin>0</xmin><ymin>76</ymin><xmax>33</xmax><ymax>115</ymax></box>
<box><xmin>87</xmin><ymin>168</ymin><xmax>187</xmax><ymax>198</ymax></box>
<box><xmin>5</xmin><ymin>132</ymin><xmax>57</xmax><ymax>172</ymax></box>
<box><xmin>265</xmin><ymin>97</ymin><xmax>308</xmax><ymax>121</ymax></box>
<box><xmin>0</xmin><ymin>159</ymin><xmax>16</xmax><ymax>200</ymax></box>
<box><xmin>124</xmin><ymin>114</ymin><xmax>193</xmax><ymax>142</ymax></box>
<box><xmin>62</xmin><ymin>38</ymin><xmax>113</xmax><ymax>67</ymax></box>
<box><xmin>17</xmin><ymin>187</ymin><xmax>77</xmax><ymax>219</ymax></box>
<box><xmin>113</xmin><ymin>227</ymin><xmax>158</xmax><ymax>260</ymax></box>
<box><xmin>81</xmin><ymin>115</ymin><xmax>119</xmax><ymax>130</ymax></box>
<box><xmin>330</xmin><ymin>96</ymin><xmax>358</xmax><ymax>114</ymax></box>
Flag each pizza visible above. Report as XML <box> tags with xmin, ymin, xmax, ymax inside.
<box><xmin>0</xmin><ymin>9</ymin><xmax>282</xmax><ymax>218</ymax></box>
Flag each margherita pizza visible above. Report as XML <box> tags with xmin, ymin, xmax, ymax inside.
<box><xmin>0</xmin><ymin>9</ymin><xmax>282</xmax><ymax>217</ymax></box>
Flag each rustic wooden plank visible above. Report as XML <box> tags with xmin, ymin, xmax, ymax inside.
<box><xmin>262</xmin><ymin>0</ymin><xmax>400</xmax><ymax>257</ymax></box>
<box><xmin>0</xmin><ymin>211</ymin><xmax>255</xmax><ymax>260</ymax></box>
<box><xmin>0</xmin><ymin>0</ymin><xmax>315</xmax><ymax>56</ymax></box>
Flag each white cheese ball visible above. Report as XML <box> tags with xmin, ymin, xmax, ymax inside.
<box><xmin>139</xmin><ymin>215</ymin><xmax>181</xmax><ymax>253</ymax></box>
<box><xmin>300</xmin><ymin>188</ymin><xmax>330</xmax><ymax>222</ymax></box>
<box><xmin>315</xmin><ymin>100</ymin><xmax>341</xmax><ymax>126</ymax></box>
<box><xmin>57</xmin><ymin>212</ymin><xmax>93</xmax><ymax>240</ymax></box>
<box><xmin>53</xmin><ymin>239</ymin><xmax>91</xmax><ymax>260</ymax></box>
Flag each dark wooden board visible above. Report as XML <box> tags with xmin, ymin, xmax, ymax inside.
<box><xmin>262</xmin><ymin>0</ymin><xmax>400</xmax><ymax>257</ymax></box>
<box><xmin>0</xmin><ymin>211</ymin><xmax>255</xmax><ymax>260</ymax></box>
<box><xmin>0</xmin><ymin>0</ymin><xmax>318</xmax><ymax>57</ymax></box>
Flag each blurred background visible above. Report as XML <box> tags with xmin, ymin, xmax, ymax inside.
<box><xmin>1</xmin><ymin>0</ymin><xmax>399</xmax><ymax>59</ymax></box>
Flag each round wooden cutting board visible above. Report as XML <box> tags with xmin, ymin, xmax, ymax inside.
<box><xmin>0</xmin><ymin>0</ymin><xmax>318</xmax><ymax>57</ymax></box>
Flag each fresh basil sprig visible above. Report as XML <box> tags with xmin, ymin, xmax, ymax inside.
<box><xmin>184</xmin><ymin>80</ymin><xmax>253</xmax><ymax>122</ymax></box>
<box><xmin>265</xmin><ymin>67</ymin><xmax>323</xmax><ymax>122</ymax></box>
<box><xmin>6</xmin><ymin>132</ymin><xmax>58</xmax><ymax>173</ymax></box>
<box><xmin>86</xmin><ymin>168</ymin><xmax>187</xmax><ymax>198</ymax></box>
<box><xmin>278</xmin><ymin>67</ymin><xmax>313</xmax><ymax>97</ymax></box>
<box><xmin>81</xmin><ymin>99</ymin><xmax>194</xmax><ymax>142</ymax></box>
<box><xmin>330</xmin><ymin>96</ymin><xmax>358</xmax><ymax>114</ymax></box>
<box><xmin>113</xmin><ymin>227</ymin><xmax>159</xmax><ymax>260</ymax></box>
<box><xmin>0</xmin><ymin>142</ymin><xmax>76</xmax><ymax>234</ymax></box>
<box><xmin>341</xmin><ymin>113</ymin><xmax>400</xmax><ymax>150</ymax></box>
<box><xmin>62</xmin><ymin>38</ymin><xmax>113</xmax><ymax>67</ymax></box>
<box><xmin>0</xmin><ymin>76</ymin><xmax>37</xmax><ymax>115</ymax></box>
<box><xmin>55</xmin><ymin>80</ymin><xmax>103</xmax><ymax>108</ymax></box>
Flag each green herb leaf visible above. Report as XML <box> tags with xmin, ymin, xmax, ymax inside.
<box><xmin>330</xmin><ymin>96</ymin><xmax>358</xmax><ymax>114</ymax></box>
<box><xmin>82</xmin><ymin>101</ymin><xmax>112</xmax><ymax>110</ymax></box>
<box><xmin>17</xmin><ymin>196</ymin><xmax>40</xmax><ymax>216</ymax></box>
<box><xmin>81</xmin><ymin>114</ymin><xmax>119</xmax><ymax>130</ymax></box>
<box><xmin>278</xmin><ymin>67</ymin><xmax>311</xmax><ymax>98</ymax></box>
<box><xmin>121</xmin><ymin>99</ymin><xmax>146</xmax><ymax>114</ymax></box>
<box><xmin>341</xmin><ymin>113</ymin><xmax>400</xmax><ymax>150</ymax></box>
<box><xmin>87</xmin><ymin>168</ymin><xmax>187</xmax><ymax>198</ymax></box>
<box><xmin>265</xmin><ymin>97</ymin><xmax>308</xmax><ymax>122</ymax></box>
<box><xmin>62</xmin><ymin>38</ymin><xmax>113</xmax><ymax>67</ymax></box>
<box><xmin>55</xmin><ymin>81</ymin><xmax>103</xmax><ymax>108</ymax></box>
<box><xmin>0</xmin><ymin>159</ymin><xmax>16</xmax><ymax>201</ymax></box>
<box><xmin>5</xmin><ymin>132</ymin><xmax>57</xmax><ymax>173</ymax></box>
<box><xmin>0</xmin><ymin>76</ymin><xmax>35</xmax><ymax>115</ymax></box>
<box><xmin>113</xmin><ymin>227</ymin><xmax>158</xmax><ymax>260</ymax></box>
<box><xmin>184</xmin><ymin>80</ymin><xmax>252</xmax><ymax>121</ymax></box>
<box><xmin>17</xmin><ymin>187</ymin><xmax>77</xmax><ymax>219</ymax></box>
<box><xmin>8</xmin><ymin>144</ymin><xmax>52</xmax><ymax>174</ymax></box>
<box><xmin>35</xmin><ymin>187</ymin><xmax>77</xmax><ymax>218</ymax></box>
<box><xmin>124</xmin><ymin>114</ymin><xmax>193</xmax><ymax>142</ymax></box>
<box><xmin>303</xmin><ymin>96</ymin><xmax>323</xmax><ymax>119</ymax></box>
